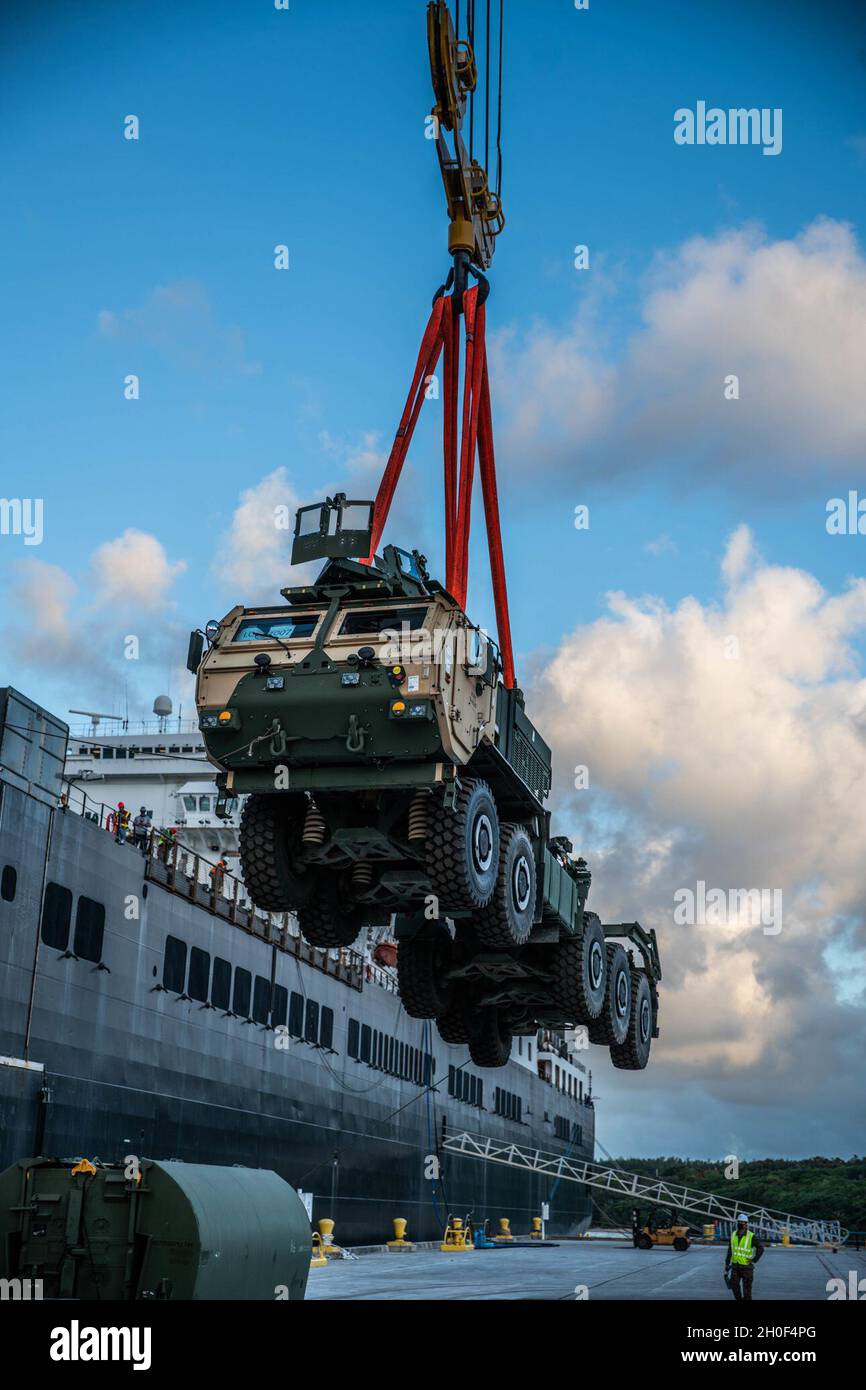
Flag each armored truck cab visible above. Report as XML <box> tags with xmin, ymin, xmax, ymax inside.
<box><xmin>192</xmin><ymin>497</ymin><xmax>660</xmax><ymax>1069</ymax></box>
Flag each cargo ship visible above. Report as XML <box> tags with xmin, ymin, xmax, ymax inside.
<box><xmin>0</xmin><ymin>687</ymin><xmax>594</xmax><ymax>1244</ymax></box>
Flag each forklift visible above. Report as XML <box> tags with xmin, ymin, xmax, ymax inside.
<box><xmin>632</xmin><ymin>1206</ymin><xmax>691</xmax><ymax>1252</ymax></box>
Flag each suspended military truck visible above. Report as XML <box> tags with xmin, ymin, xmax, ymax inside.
<box><xmin>189</xmin><ymin>496</ymin><xmax>661</xmax><ymax>1069</ymax></box>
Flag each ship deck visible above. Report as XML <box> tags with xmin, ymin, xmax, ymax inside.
<box><xmin>305</xmin><ymin>1239</ymin><xmax>864</xmax><ymax>1301</ymax></box>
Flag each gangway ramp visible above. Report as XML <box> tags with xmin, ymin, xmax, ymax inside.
<box><xmin>441</xmin><ymin>1129</ymin><xmax>846</xmax><ymax>1246</ymax></box>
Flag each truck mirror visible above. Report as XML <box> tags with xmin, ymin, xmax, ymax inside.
<box><xmin>186</xmin><ymin>629</ymin><xmax>204</xmax><ymax>674</ymax></box>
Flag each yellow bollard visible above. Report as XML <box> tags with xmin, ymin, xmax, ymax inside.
<box><xmin>530</xmin><ymin>1217</ymin><xmax>543</xmax><ymax>1240</ymax></box>
<box><xmin>494</xmin><ymin>1217</ymin><xmax>514</xmax><ymax>1242</ymax></box>
<box><xmin>440</xmin><ymin>1216</ymin><xmax>473</xmax><ymax>1252</ymax></box>
<box><xmin>310</xmin><ymin>1231</ymin><xmax>327</xmax><ymax>1268</ymax></box>
<box><xmin>782</xmin><ymin>1227</ymin><xmax>791</xmax><ymax>1247</ymax></box>
<box><xmin>317</xmin><ymin>1218</ymin><xmax>344</xmax><ymax>1258</ymax></box>
<box><xmin>387</xmin><ymin>1217</ymin><xmax>414</xmax><ymax>1251</ymax></box>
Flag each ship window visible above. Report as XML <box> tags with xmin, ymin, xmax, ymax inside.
<box><xmin>183</xmin><ymin>796</ymin><xmax>197</xmax><ymax>812</ymax></box>
<box><xmin>41</xmin><ymin>882</ymin><xmax>72</xmax><ymax>950</ymax></box>
<box><xmin>115</xmin><ymin>748</ymin><xmax>127</xmax><ymax>760</ymax></box>
<box><xmin>189</xmin><ymin>947</ymin><xmax>210</xmax><ymax>1003</ymax></box>
<box><xmin>163</xmin><ymin>936</ymin><xmax>187</xmax><ymax>993</ymax></box>
<box><xmin>102</xmin><ymin>747</ymin><xmax>114</xmax><ymax>760</ymax></box>
<box><xmin>182</xmin><ymin>746</ymin><xmax>193</xmax><ymax>753</ymax></box>
<box><xmin>289</xmin><ymin>992</ymin><xmax>304</xmax><ymax>1038</ymax></box>
<box><xmin>1</xmin><ymin>865</ymin><xmax>16</xmax><ymax>902</ymax></box>
<box><xmin>360</xmin><ymin>1023</ymin><xmax>371</xmax><ymax>1063</ymax></box>
<box><xmin>448</xmin><ymin>1065</ymin><xmax>455</xmax><ymax>1097</ymax></box>
<box><xmin>169</xmin><ymin>745</ymin><xmax>180</xmax><ymax>754</ymax></box>
<box><xmin>74</xmin><ymin>897</ymin><xmax>105</xmax><ymax>963</ymax></box>
<box><xmin>347</xmin><ymin>1018</ymin><xmax>360</xmax><ymax>1059</ymax></box>
<box><xmin>211</xmin><ymin>957</ymin><xmax>231</xmax><ymax>1010</ymax></box>
<box><xmin>304</xmin><ymin>998</ymin><xmax>319</xmax><ymax>1044</ymax></box>
<box><xmin>233</xmin><ymin>967</ymin><xmax>252</xmax><ymax>1018</ymax></box>
<box><xmin>272</xmin><ymin>984</ymin><xmax>288</xmax><ymax>1029</ymax></box>
<box><xmin>253</xmin><ymin>976</ymin><xmax>271</xmax><ymax>1025</ymax></box>
<box><xmin>338</xmin><ymin>606</ymin><xmax>427</xmax><ymax>637</ymax></box>
<box><xmin>199</xmin><ymin>797</ymin><xmax>211</xmax><ymax>812</ymax></box>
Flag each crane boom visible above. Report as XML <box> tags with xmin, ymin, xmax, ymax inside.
<box><xmin>427</xmin><ymin>0</ymin><xmax>504</xmax><ymax>268</ymax></box>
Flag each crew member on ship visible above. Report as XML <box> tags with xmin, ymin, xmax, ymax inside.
<box><xmin>115</xmin><ymin>802</ymin><xmax>131</xmax><ymax>845</ymax></box>
<box><xmin>209</xmin><ymin>858</ymin><xmax>227</xmax><ymax>895</ymax></box>
<box><xmin>133</xmin><ymin>806</ymin><xmax>152</xmax><ymax>855</ymax></box>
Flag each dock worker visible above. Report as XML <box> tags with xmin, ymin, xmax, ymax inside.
<box><xmin>115</xmin><ymin>802</ymin><xmax>131</xmax><ymax>845</ymax></box>
<box><xmin>725</xmin><ymin>1215</ymin><xmax>765</xmax><ymax>1301</ymax></box>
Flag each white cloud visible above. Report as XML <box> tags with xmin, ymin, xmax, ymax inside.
<box><xmin>97</xmin><ymin>279</ymin><xmax>262</xmax><ymax>378</ymax></box>
<box><xmin>217</xmin><ymin>467</ymin><xmax>304</xmax><ymax>600</ymax></box>
<box><xmin>643</xmin><ymin>533</ymin><xmax>678</xmax><ymax>558</ymax></box>
<box><xmin>495</xmin><ymin>218</ymin><xmax>866</xmax><ymax>488</ymax></box>
<box><xmin>216</xmin><ymin>435</ymin><xmax>429</xmax><ymax>603</ymax></box>
<box><xmin>529</xmin><ymin>527</ymin><xmax>866</xmax><ymax>1152</ymax></box>
<box><xmin>90</xmin><ymin>529</ymin><xmax>186</xmax><ymax>610</ymax></box>
<box><xmin>2</xmin><ymin>532</ymin><xmax>188</xmax><ymax>717</ymax></box>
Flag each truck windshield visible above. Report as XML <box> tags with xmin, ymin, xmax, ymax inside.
<box><xmin>233</xmin><ymin>613</ymin><xmax>320</xmax><ymax>642</ymax></box>
<box><xmin>338</xmin><ymin>607</ymin><xmax>428</xmax><ymax>636</ymax></box>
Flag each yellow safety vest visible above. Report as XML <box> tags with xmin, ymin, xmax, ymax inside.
<box><xmin>730</xmin><ymin>1230</ymin><xmax>754</xmax><ymax>1266</ymax></box>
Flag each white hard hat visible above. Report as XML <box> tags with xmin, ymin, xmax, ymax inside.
<box><xmin>736</xmin><ymin>1213</ymin><xmax>749</xmax><ymax>1223</ymax></box>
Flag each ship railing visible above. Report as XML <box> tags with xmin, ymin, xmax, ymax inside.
<box><xmin>56</xmin><ymin>778</ymin><xmax>365</xmax><ymax>991</ymax></box>
<box><xmin>363</xmin><ymin>958</ymin><xmax>399</xmax><ymax>995</ymax></box>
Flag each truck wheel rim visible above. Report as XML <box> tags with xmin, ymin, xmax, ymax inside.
<box><xmin>640</xmin><ymin>996</ymin><xmax>651</xmax><ymax>1042</ymax></box>
<box><xmin>473</xmin><ymin>813</ymin><xmax>494</xmax><ymax>873</ymax></box>
<box><xmin>615</xmin><ymin>969</ymin><xmax>629</xmax><ymax>1019</ymax></box>
<box><xmin>512</xmin><ymin>855</ymin><xmax>532</xmax><ymax>912</ymax></box>
<box><xmin>589</xmin><ymin>939</ymin><xmax>604</xmax><ymax>990</ymax></box>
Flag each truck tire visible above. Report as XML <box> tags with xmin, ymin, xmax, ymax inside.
<box><xmin>587</xmin><ymin>944</ymin><xmax>632</xmax><ymax>1046</ymax></box>
<box><xmin>396</xmin><ymin>929</ymin><xmax>454</xmax><ymax>1019</ymax></box>
<box><xmin>466</xmin><ymin>1007</ymin><xmax>512</xmax><ymax>1068</ymax></box>
<box><xmin>610</xmin><ymin>969</ymin><xmax>653</xmax><ymax>1070</ymax></box>
<box><xmin>426</xmin><ymin>779</ymin><xmax>499</xmax><ymax>914</ymax></box>
<box><xmin>548</xmin><ymin>913</ymin><xmax>607</xmax><ymax>1022</ymax></box>
<box><xmin>436</xmin><ymin>999</ymin><xmax>471</xmax><ymax>1045</ymax></box>
<box><xmin>475</xmin><ymin>824</ymin><xmax>536</xmax><ymax>947</ymax></box>
<box><xmin>297</xmin><ymin>880</ymin><xmax>365</xmax><ymax>949</ymax></box>
<box><xmin>239</xmin><ymin>792</ymin><xmax>316</xmax><ymax>912</ymax></box>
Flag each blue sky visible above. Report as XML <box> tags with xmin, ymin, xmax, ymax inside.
<box><xmin>2</xmin><ymin>1</ymin><xmax>866</xmax><ymax>1158</ymax></box>
<box><xmin>2</xmin><ymin>0</ymin><xmax>865</xmax><ymax>693</ymax></box>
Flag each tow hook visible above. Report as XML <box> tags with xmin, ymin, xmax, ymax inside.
<box><xmin>346</xmin><ymin>714</ymin><xmax>366</xmax><ymax>753</ymax></box>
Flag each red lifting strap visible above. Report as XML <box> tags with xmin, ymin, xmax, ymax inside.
<box><xmin>364</xmin><ymin>284</ymin><xmax>515</xmax><ymax>690</ymax></box>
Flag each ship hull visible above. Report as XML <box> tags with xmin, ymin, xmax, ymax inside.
<box><xmin>0</xmin><ymin>778</ymin><xmax>593</xmax><ymax>1245</ymax></box>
